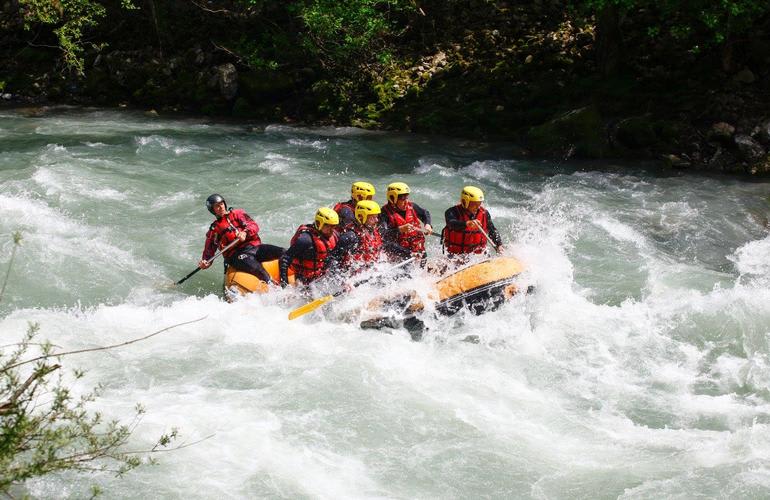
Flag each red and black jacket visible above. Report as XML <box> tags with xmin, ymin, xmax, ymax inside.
<box><xmin>281</xmin><ymin>224</ymin><xmax>338</xmax><ymax>284</ymax></box>
<box><xmin>201</xmin><ymin>208</ymin><xmax>261</xmax><ymax>260</ymax></box>
<box><xmin>380</xmin><ymin>201</ymin><xmax>426</xmax><ymax>253</ymax></box>
<box><xmin>441</xmin><ymin>204</ymin><xmax>501</xmax><ymax>255</ymax></box>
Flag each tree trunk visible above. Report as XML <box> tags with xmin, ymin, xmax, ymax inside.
<box><xmin>595</xmin><ymin>4</ymin><xmax>622</xmax><ymax>76</ymax></box>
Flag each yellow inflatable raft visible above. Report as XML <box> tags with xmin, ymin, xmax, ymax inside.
<box><xmin>224</xmin><ymin>259</ymin><xmax>294</xmax><ymax>296</ymax></box>
<box><xmin>360</xmin><ymin>256</ymin><xmax>528</xmax><ymax>332</ymax></box>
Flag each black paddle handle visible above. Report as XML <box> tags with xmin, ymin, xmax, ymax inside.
<box><xmin>175</xmin><ymin>267</ymin><xmax>202</xmax><ymax>286</ymax></box>
<box><xmin>175</xmin><ymin>238</ymin><xmax>240</xmax><ymax>286</ymax></box>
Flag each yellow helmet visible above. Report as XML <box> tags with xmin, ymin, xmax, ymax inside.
<box><xmin>386</xmin><ymin>182</ymin><xmax>410</xmax><ymax>205</ymax></box>
<box><xmin>460</xmin><ymin>186</ymin><xmax>484</xmax><ymax>209</ymax></box>
<box><xmin>355</xmin><ymin>200</ymin><xmax>381</xmax><ymax>225</ymax></box>
<box><xmin>351</xmin><ymin>181</ymin><xmax>376</xmax><ymax>202</ymax></box>
<box><xmin>314</xmin><ymin>207</ymin><xmax>339</xmax><ymax>231</ymax></box>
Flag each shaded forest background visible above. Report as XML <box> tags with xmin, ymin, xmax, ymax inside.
<box><xmin>1</xmin><ymin>0</ymin><xmax>769</xmax><ymax>174</ymax></box>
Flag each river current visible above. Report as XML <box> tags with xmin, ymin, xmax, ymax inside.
<box><xmin>1</xmin><ymin>107</ymin><xmax>770</xmax><ymax>498</ymax></box>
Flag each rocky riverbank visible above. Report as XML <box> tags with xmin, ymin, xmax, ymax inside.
<box><xmin>2</xmin><ymin>1</ymin><xmax>769</xmax><ymax>176</ymax></box>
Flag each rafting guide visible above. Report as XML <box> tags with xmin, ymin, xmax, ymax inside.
<box><xmin>199</xmin><ymin>194</ymin><xmax>284</xmax><ymax>284</ymax></box>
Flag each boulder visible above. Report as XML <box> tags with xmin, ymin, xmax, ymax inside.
<box><xmin>527</xmin><ymin>105</ymin><xmax>607</xmax><ymax>158</ymax></box>
<box><xmin>749</xmin><ymin>154</ymin><xmax>770</xmax><ymax>175</ymax></box>
<box><xmin>216</xmin><ymin>63</ymin><xmax>238</xmax><ymax>101</ymax></box>
<box><xmin>616</xmin><ymin>116</ymin><xmax>657</xmax><ymax>149</ymax></box>
<box><xmin>663</xmin><ymin>154</ymin><xmax>690</xmax><ymax>169</ymax></box>
<box><xmin>734</xmin><ymin>134</ymin><xmax>765</xmax><ymax>162</ymax></box>
<box><xmin>709</xmin><ymin>122</ymin><xmax>735</xmax><ymax>142</ymax></box>
<box><xmin>733</xmin><ymin>68</ymin><xmax>756</xmax><ymax>84</ymax></box>
<box><xmin>755</xmin><ymin>119</ymin><xmax>770</xmax><ymax>145</ymax></box>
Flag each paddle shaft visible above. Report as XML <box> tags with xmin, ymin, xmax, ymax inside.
<box><xmin>175</xmin><ymin>238</ymin><xmax>241</xmax><ymax>285</ymax></box>
<box><xmin>471</xmin><ymin>220</ymin><xmax>500</xmax><ymax>254</ymax></box>
<box><xmin>287</xmin><ymin>257</ymin><xmax>415</xmax><ymax>320</ymax></box>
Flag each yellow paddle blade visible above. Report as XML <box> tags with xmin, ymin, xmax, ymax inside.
<box><xmin>288</xmin><ymin>295</ymin><xmax>334</xmax><ymax>320</ymax></box>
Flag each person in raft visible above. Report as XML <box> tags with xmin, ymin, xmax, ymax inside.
<box><xmin>379</xmin><ymin>182</ymin><xmax>432</xmax><ymax>262</ymax></box>
<box><xmin>330</xmin><ymin>200</ymin><xmax>410</xmax><ymax>275</ymax></box>
<box><xmin>199</xmin><ymin>194</ymin><xmax>284</xmax><ymax>283</ymax></box>
<box><xmin>441</xmin><ymin>186</ymin><xmax>503</xmax><ymax>257</ymax></box>
<box><xmin>279</xmin><ymin>207</ymin><xmax>339</xmax><ymax>287</ymax></box>
<box><xmin>333</xmin><ymin>181</ymin><xmax>376</xmax><ymax>226</ymax></box>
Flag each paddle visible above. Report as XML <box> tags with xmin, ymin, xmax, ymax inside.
<box><xmin>174</xmin><ymin>239</ymin><xmax>240</xmax><ymax>286</ymax></box>
<box><xmin>471</xmin><ymin>220</ymin><xmax>501</xmax><ymax>254</ymax></box>
<box><xmin>287</xmin><ymin>257</ymin><xmax>415</xmax><ymax>320</ymax></box>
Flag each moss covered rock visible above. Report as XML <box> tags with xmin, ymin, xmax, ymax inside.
<box><xmin>526</xmin><ymin>105</ymin><xmax>608</xmax><ymax>158</ymax></box>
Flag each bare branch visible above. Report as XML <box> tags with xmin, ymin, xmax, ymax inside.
<box><xmin>4</xmin><ymin>316</ymin><xmax>207</xmax><ymax>371</ymax></box>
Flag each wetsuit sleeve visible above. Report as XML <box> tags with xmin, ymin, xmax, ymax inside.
<box><xmin>444</xmin><ymin>206</ymin><xmax>465</xmax><ymax>231</ymax></box>
<box><xmin>332</xmin><ymin>231</ymin><xmax>357</xmax><ymax>261</ymax></box>
<box><xmin>413</xmin><ymin>203</ymin><xmax>431</xmax><ymax>226</ymax></box>
<box><xmin>201</xmin><ymin>227</ymin><xmax>218</xmax><ymax>261</ymax></box>
<box><xmin>327</xmin><ymin>231</ymin><xmax>358</xmax><ymax>272</ymax></box>
<box><xmin>486</xmin><ymin>214</ymin><xmax>503</xmax><ymax>247</ymax></box>
<box><xmin>279</xmin><ymin>233</ymin><xmax>314</xmax><ymax>284</ymax></box>
<box><xmin>378</xmin><ymin>217</ymin><xmax>399</xmax><ymax>243</ymax></box>
<box><xmin>233</xmin><ymin>209</ymin><xmax>260</xmax><ymax>240</ymax></box>
<box><xmin>383</xmin><ymin>240</ymin><xmax>411</xmax><ymax>259</ymax></box>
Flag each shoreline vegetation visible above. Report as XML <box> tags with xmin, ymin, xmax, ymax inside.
<box><xmin>1</xmin><ymin>0</ymin><xmax>769</xmax><ymax>176</ymax></box>
<box><xmin>0</xmin><ymin>232</ymin><xmax>201</xmax><ymax>495</ymax></box>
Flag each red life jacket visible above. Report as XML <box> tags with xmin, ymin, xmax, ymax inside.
<box><xmin>207</xmin><ymin>209</ymin><xmax>261</xmax><ymax>258</ymax></box>
<box><xmin>442</xmin><ymin>205</ymin><xmax>489</xmax><ymax>255</ymax></box>
<box><xmin>342</xmin><ymin>222</ymin><xmax>383</xmax><ymax>267</ymax></box>
<box><xmin>289</xmin><ymin>224</ymin><xmax>338</xmax><ymax>281</ymax></box>
<box><xmin>382</xmin><ymin>201</ymin><xmax>425</xmax><ymax>253</ymax></box>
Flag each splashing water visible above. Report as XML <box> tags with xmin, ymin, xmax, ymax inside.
<box><xmin>1</xmin><ymin>108</ymin><xmax>770</xmax><ymax>498</ymax></box>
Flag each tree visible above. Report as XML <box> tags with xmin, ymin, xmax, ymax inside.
<box><xmin>578</xmin><ymin>0</ymin><xmax>770</xmax><ymax>73</ymax></box>
<box><xmin>1</xmin><ymin>232</ymin><xmax>200</xmax><ymax>496</ymax></box>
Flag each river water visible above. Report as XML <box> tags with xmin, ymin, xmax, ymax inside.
<box><xmin>2</xmin><ymin>107</ymin><xmax>770</xmax><ymax>498</ymax></box>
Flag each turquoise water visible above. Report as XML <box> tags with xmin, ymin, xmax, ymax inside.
<box><xmin>2</xmin><ymin>107</ymin><xmax>770</xmax><ymax>498</ymax></box>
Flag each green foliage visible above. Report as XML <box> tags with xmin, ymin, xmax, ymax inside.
<box><xmin>0</xmin><ymin>232</ymin><xmax>179</xmax><ymax>495</ymax></box>
<box><xmin>298</xmin><ymin>0</ymin><xmax>415</xmax><ymax>68</ymax></box>
<box><xmin>19</xmin><ymin>0</ymin><xmax>107</xmax><ymax>73</ymax></box>
<box><xmin>580</xmin><ymin>0</ymin><xmax>768</xmax><ymax>47</ymax></box>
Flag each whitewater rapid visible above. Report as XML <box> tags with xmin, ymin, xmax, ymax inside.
<box><xmin>2</xmin><ymin>108</ymin><xmax>770</xmax><ymax>498</ymax></box>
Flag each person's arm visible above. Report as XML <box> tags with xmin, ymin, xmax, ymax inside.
<box><xmin>328</xmin><ymin>231</ymin><xmax>357</xmax><ymax>269</ymax></box>
<box><xmin>279</xmin><ymin>233</ymin><xmax>314</xmax><ymax>285</ymax></box>
<box><xmin>413</xmin><ymin>203</ymin><xmax>431</xmax><ymax>225</ymax></box>
<box><xmin>486</xmin><ymin>218</ymin><xmax>502</xmax><ymax>247</ymax></box>
<box><xmin>233</xmin><ymin>209</ymin><xmax>260</xmax><ymax>240</ymax></box>
<box><xmin>383</xmin><ymin>240</ymin><xmax>411</xmax><ymax>259</ymax></box>
<box><xmin>445</xmin><ymin>206</ymin><xmax>465</xmax><ymax>231</ymax></box>
<box><xmin>378</xmin><ymin>216</ymin><xmax>399</xmax><ymax>242</ymax></box>
<box><xmin>198</xmin><ymin>227</ymin><xmax>218</xmax><ymax>268</ymax></box>
<box><xmin>486</xmin><ymin>214</ymin><xmax>503</xmax><ymax>249</ymax></box>
<box><xmin>413</xmin><ymin>203</ymin><xmax>432</xmax><ymax>233</ymax></box>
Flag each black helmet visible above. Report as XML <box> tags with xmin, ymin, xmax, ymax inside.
<box><xmin>206</xmin><ymin>194</ymin><xmax>227</xmax><ymax>214</ymax></box>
